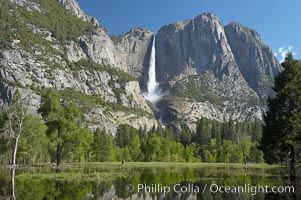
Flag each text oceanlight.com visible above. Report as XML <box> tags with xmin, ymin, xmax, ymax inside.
<box><xmin>129</xmin><ymin>183</ymin><xmax>295</xmax><ymax>195</ymax></box>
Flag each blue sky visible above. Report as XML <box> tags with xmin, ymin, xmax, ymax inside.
<box><xmin>77</xmin><ymin>0</ymin><xmax>301</xmax><ymax>61</ymax></box>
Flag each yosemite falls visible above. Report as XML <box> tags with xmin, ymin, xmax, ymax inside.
<box><xmin>144</xmin><ymin>36</ymin><xmax>162</xmax><ymax>103</ymax></box>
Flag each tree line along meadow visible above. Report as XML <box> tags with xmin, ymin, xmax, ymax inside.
<box><xmin>0</xmin><ymin>91</ymin><xmax>263</xmax><ymax>165</ymax></box>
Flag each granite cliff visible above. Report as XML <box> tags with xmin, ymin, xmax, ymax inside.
<box><xmin>155</xmin><ymin>13</ymin><xmax>281</xmax><ymax>130</ymax></box>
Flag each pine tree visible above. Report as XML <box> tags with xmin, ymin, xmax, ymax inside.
<box><xmin>195</xmin><ymin>118</ymin><xmax>211</xmax><ymax>145</ymax></box>
<box><xmin>93</xmin><ymin>129</ymin><xmax>112</xmax><ymax>162</ymax></box>
<box><xmin>260</xmin><ymin>53</ymin><xmax>301</xmax><ymax>183</ymax></box>
<box><xmin>180</xmin><ymin>125</ymin><xmax>192</xmax><ymax>147</ymax></box>
<box><xmin>226</xmin><ymin>116</ymin><xmax>235</xmax><ymax>142</ymax></box>
<box><xmin>129</xmin><ymin>134</ymin><xmax>141</xmax><ymax>161</ymax></box>
<box><xmin>115</xmin><ymin>124</ymin><xmax>135</xmax><ymax>148</ymax></box>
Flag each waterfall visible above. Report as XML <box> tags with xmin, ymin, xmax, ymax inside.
<box><xmin>147</xmin><ymin>37</ymin><xmax>157</xmax><ymax>95</ymax></box>
<box><xmin>145</xmin><ymin>36</ymin><xmax>161</xmax><ymax>103</ymax></box>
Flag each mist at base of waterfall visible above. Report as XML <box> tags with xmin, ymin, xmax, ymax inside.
<box><xmin>144</xmin><ymin>87</ymin><xmax>163</xmax><ymax>104</ymax></box>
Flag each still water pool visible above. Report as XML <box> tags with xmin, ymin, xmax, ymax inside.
<box><xmin>0</xmin><ymin>163</ymin><xmax>299</xmax><ymax>200</ymax></box>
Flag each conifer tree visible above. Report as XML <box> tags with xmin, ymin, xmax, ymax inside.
<box><xmin>93</xmin><ymin>128</ymin><xmax>112</xmax><ymax>162</ymax></box>
<box><xmin>260</xmin><ymin>53</ymin><xmax>301</xmax><ymax>182</ymax></box>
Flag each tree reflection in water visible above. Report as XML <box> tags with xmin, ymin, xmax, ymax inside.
<box><xmin>0</xmin><ymin>165</ymin><xmax>299</xmax><ymax>200</ymax></box>
<box><xmin>9</xmin><ymin>167</ymin><xmax>16</xmax><ymax>200</ymax></box>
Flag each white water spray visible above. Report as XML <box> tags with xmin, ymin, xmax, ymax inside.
<box><xmin>144</xmin><ymin>37</ymin><xmax>162</xmax><ymax>103</ymax></box>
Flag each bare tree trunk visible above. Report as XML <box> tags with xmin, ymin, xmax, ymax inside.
<box><xmin>10</xmin><ymin>136</ymin><xmax>19</xmax><ymax>167</ymax></box>
<box><xmin>289</xmin><ymin>148</ymin><xmax>296</xmax><ymax>180</ymax></box>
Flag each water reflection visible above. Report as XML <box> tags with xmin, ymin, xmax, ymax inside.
<box><xmin>0</xmin><ymin>165</ymin><xmax>299</xmax><ymax>200</ymax></box>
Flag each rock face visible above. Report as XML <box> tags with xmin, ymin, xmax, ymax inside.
<box><xmin>114</xmin><ymin>28</ymin><xmax>154</xmax><ymax>87</ymax></box>
<box><xmin>155</xmin><ymin>13</ymin><xmax>280</xmax><ymax>129</ymax></box>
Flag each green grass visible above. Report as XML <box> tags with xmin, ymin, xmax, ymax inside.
<box><xmin>73</xmin><ymin>162</ymin><xmax>280</xmax><ymax>169</ymax></box>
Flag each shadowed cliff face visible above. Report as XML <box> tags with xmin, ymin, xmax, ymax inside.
<box><xmin>156</xmin><ymin>13</ymin><xmax>240</xmax><ymax>82</ymax></box>
<box><xmin>224</xmin><ymin>22</ymin><xmax>281</xmax><ymax>101</ymax></box>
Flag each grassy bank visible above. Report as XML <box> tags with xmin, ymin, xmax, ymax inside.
<box><xmin>73</xmin><ymin>162</ymin><xmax>280</xmax><ymax>169</ymax></box>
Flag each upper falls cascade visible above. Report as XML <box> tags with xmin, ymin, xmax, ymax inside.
<box><xmin>144</xmin><ymin>36</ymin><xmax>162</xmax><ymax>103</ymax></box>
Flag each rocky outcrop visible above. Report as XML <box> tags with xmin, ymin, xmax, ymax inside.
<box><xmin>65</xmin><ymin>40</ymin><xmax>87</xmax><ymax>62</ymax></box>
<box><xmin>77</xmin><ymin>28</ymin><xmax>126</xmax><ymax>69</ymax></box>
<box><xmin>10</xmin><ymin>0</ymin><xmax>98</xmax><ymax>25</ymax></box>
<box><xmin>58</xmin><ymin>0</ymin><xmax>99</xmax><ymax>26</ymax></box>
<box><xmin>159</xmin><ymin>71</ymin><xmax>262</xmax><ymax>131</ymax></box>
<box><xmin>26</xmin><ymin>24</ymin><xmax>54</xmax><ymax>41</ymax></box>
<box><xmin>10</xmin><ymin>0</ymin><xmax>26</xmax><ymax>6</ymax></box>
<box><xmin>67</xmin><ymin>28</ymin><xmax>154</xmax><ymax>81</ymax></box>
<box><xmin>224</xmin><ymin>22</ymin><xmax>281</xmax><ymax>101</ymax></box>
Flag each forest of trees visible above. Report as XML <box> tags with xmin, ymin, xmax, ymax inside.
<box><xmin>0</xmin><ymin>87</ymin><xmax>264</xmax><ymax>165</ymax></box>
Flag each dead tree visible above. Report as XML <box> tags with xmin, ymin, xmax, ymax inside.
<box><xmin>4</xmin><ymin>90</ymin><xmax>27</xmax><ymax>168</ymax></box>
